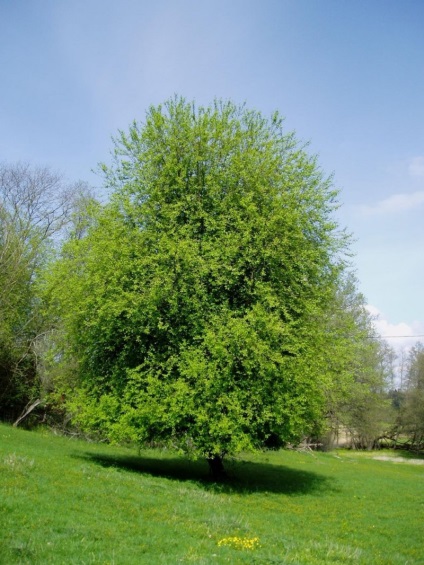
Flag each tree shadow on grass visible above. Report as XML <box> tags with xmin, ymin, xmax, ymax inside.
<box><xmin>76</xmin><ymin>451</ymin><xmax>335</xmax><ymax>496</ymax></box>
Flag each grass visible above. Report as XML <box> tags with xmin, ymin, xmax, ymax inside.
<box><xmin>1</xmin><ymin>424</ymin><xmax>423</xmax><ymax>564</ymax></box>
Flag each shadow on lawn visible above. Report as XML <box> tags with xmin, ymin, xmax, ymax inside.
<box><xmin>77</xmin><ymin>451</ymin><xmax>334</xmax><ymax>495</ymax></box>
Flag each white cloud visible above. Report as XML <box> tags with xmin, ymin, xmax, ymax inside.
<box><xmin>366</xmin><ymin>304</ymin><xmax>424</xmax><ymax>352</ymax></box>
<box><xmin>367</xmin><ymin>305</ymin><xmax>424</xmax><ymax>386</ymax></box>
<box><xmin>359</xmin><ymin>191</ymin><xmax>424</xmax><ymax>216</ymax></box>
<box><xmin>408</xmin><ymin>156</ymin><xmax>424</xmax><ymax>177</ymax></box>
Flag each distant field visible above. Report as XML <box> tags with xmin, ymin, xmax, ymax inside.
<box><xmin>1</xmin><ymin>423</ymin><xmax>423</xmax><ymax>564</ymax></box>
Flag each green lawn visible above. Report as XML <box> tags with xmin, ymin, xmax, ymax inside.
<box><xmin>1</xmin><ymin>423</ymin><xmax>423</xmax><ymax>564</ymax></box>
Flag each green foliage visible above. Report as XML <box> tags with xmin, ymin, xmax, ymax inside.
<box><xmin>0</xmin><ymin>164</ymin><xmax>51</xmax><ymax>418</ymax></box>
<box><xmin>48</xmin><ymin>98</ymin><xmax>349</xmax><ymax>459</ymax></box>
<box><xmin>0</xmin><ymin>162</ymin><xmax>93</xmax><ymax>422</ymax></box>
<box><xmin>1</xmin><ymin>424</ymin><xmax>423</xmax><ymax>564</ymax></box>
<box><xmin>316</xmin><ymin>273</ymin><xmax>395</xmax><ymax>448</ymax></box>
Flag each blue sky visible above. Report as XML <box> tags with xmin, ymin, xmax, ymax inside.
<box><xmin>1</xmin><ymin>0</ymin><xmax>423</xmax><ymax>349</ymax></box>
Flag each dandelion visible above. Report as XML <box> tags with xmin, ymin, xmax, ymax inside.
<box><xmin>217</xmin><ymin>536</ymin><xmax>260</xmax><ymax>550</ymax></box>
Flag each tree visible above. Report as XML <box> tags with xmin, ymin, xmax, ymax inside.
<box><xmin>314</xmin><ymin>273</ymin><xmax>395</xmax><ymax>449</ymax></box>
<box><xmin>397</xmin><ymin>342</ymin><xmax>424</xmax><ymax>449</ymax></box>
<box><xmin>0</xmin><ymin>161</ymin><xmax>89</xmax><ymax>422</ymax></box>
<box><xmin>48</xmin><ymin>98</ymin><xmax>348</xmax><ymax>477</ymax></box>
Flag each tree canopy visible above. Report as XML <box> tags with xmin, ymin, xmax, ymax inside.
<box><xmin>48</xmin><ymin>98</ymin><xmax>350</xmax><ymax>473</ymax></box>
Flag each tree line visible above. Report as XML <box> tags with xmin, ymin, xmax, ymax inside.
<box><xmin>1</xmin><ymin>98</ymin><xmax>422</xmax><ymax>476</ymax></box>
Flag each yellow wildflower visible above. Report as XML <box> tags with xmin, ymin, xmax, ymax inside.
<box><xmin>217</xmin><ymin>536</ymin><xmax>260</xmax><ymax>550</ymax></box>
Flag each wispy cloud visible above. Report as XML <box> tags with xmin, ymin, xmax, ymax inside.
<box><xmin>359</xmin><ymin>191</ymin><xmax>424</xmax><ymax>216</ymax></box>
<box><xmin>408</xmin><ymin>156</ymin><xmax>424</xmax><ymax>177</ymax></box>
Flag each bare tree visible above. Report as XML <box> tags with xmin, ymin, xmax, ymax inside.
<box><xmin>0</xmin><ymin>161</ymin><xmax>94</xmax><ymax>422</ymax></box>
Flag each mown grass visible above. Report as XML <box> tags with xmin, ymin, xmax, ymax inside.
<box><xmin>1</xmin><ymin>423</ymin><xmax>423</xmax><ymax>564</ymax></box>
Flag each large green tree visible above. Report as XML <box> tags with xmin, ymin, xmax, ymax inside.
<box><xmin>49</xmin><ymin>98</ymin><xmax>349</xmax><ymax>476</ymax></box>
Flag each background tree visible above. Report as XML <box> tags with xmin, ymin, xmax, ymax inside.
<box><xmin>0</xmin><ymin>162</ymin><xmax>90</xmax><ymax>422</ymax></box>
<box><xmin>48</xmin><ymin>98</ymin><xmax>349</xmax><ymax>477</ymax></box>
<box><xmin>313</xmin><ymin>273</ymin><xmax>395</xmax><ymax>449</ymax></box>
<box><xmin>396</xmin><ymin>342</ymin><xmax>424</xmax><ymax>449</ymax></box>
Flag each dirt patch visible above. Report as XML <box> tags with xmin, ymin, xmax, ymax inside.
<box><xmin>373</xmin><ymin>456</ymin><xmax>424</xmax><ymax>465</ymax></box>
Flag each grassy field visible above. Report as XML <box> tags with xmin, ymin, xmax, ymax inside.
<box><xmin>1</xmin><ymin>423</ymin><xmax>423</xmax><ymax>564</ymax></box>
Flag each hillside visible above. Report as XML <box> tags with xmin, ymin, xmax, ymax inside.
<box><xmin>1</xmin><ymin>424</ymin><xmax>423</xmax><ymax>564</ymax></box>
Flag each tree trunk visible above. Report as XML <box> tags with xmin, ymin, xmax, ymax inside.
<box><xmin>13</xmin><ymin>399</ymin><xmax>42</xmax><ymax>427</ymax></box>
<box><xmin>207</xmin><ymin>454</ymin><xmax>227</xmax><ymax>481</ymax></box>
